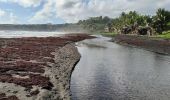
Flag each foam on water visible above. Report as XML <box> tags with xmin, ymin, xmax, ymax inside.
<box><xmin>0</xmin><ymin>30</ymin><xmax>66</xmax><ymax>38</ymax></box>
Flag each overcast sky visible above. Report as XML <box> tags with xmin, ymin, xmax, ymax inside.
<box><xmin>0</xmin><ymin>0</ymin><xmax>170</xmax><ymax>24</ymax></box>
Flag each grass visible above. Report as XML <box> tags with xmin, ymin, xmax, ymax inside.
<box><xmin>93</xmin><ymin>31</ymin><xmax>170</xmax><ymax>39</ymax></box>
<box><xmin>167</xmin><ymin>22</ymin><xmax>170</xmax><ymax>26</ymax></box>
<box><xmin>156</xmin><ymin>31</ymin><xmax>170</xmax><ymax>39</ymax></box>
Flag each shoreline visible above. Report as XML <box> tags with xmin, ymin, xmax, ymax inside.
<box><xmin>114</xmin><ymin>35</ymin><xmax>170</xmax><ymax>55</ymax></box>
<box><xmin>0</xmin><ymin>34</ymin><xmax>94</xmax><ymax>100</ymax></box>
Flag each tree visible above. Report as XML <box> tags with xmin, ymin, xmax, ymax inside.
<box><xmin>152</xmin><ymin>8</ymin><xmax>170</xmax><ymax>34</ymax></box>
<box><xmin>121</xmin><ymin>12</ymin><xmax>126</xmax><ymax>17</ymax></box>
<box><xmin>103</xmin><ymin>16</ymin><xmax>111</xmax><ymax>23</ymax></box>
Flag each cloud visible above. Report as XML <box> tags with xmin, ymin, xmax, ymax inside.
<box><xmin>29</xmin><ymin>0</ymin><xmax>55</xmax><ymax>23</ymax></box>
<box><xmin>30</xmin><ymin>0</ymin><xmax>170</xmax><ymax>23</ymax></box>
<box><xmin>2</xmin><ymin>0</ymin><xmax>170</xmax><ymax>23</ymax></box>
<box><xmin>0</xmin><ymin>0</ymin><xmax>42</xmax><ymax>8</ymax></box>
<box><xmin>61</xmin><ymin>1</ymin><xmax>78</xmax><ymax>9</ymax></box>
<box><xmin>0</xmin><ymin>9</ymin><xmax>19</xmax><ymax>24</ymax></box>
<box><xmin>55</xmin><ymin>0</ymin><xmax>86</xmax><ymax>22</ymax></box>
<box><xmin>8</xmin><ymin>13</ymin><xmax>18</xmax><ymax>24</ymax></box>
<box><xmin>0</xmin><ymin>9</ymin><xmax>6</xmax><ymax>16</ymax></box>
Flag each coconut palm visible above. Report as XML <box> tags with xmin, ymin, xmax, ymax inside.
<box><xmin>152</xmin><ymin>8</ymin><xmax>170</xmax><ymax>34</ymax></box>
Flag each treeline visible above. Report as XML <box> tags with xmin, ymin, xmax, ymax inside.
<box><xmin>77</xmin><ymin>16</ymin><xmax>112</xmax><ymax>32</ymax></box>
<box><xmin>0</xmin><ymin>24</ymin><xmax>85</xmax><ymax>32</ymax></box>
<box><xmin>77</xmin><ymin>8</ymin><xmax>170</xmax><ymax>34</ymax></box>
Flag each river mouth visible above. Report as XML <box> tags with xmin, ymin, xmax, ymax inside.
<box><xmin>71</xmin><ymin>35</ymin><xmax>170</xmax><ymax>100</ymax></box>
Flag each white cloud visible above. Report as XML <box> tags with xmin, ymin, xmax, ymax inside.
<box><xmin>53</xmin><ymin>0</ymin><xmax>170</xmax><ymax>22</ymax></box>
<box><xmin>0</xmin><ymin>9</ymin><xmax>6</xmax><ymax>16</ymax></box>
<box><xmin>30</xmin><ymin>0</ymin><xmax>170</xmax><ymax>23</ymax></box>
<box><xmin>29</xmin><ymin>0</ymin><xmax>55</xmax><ymax>23</ymax></box>
<box><xmin>55</xmin><ymin>0</ymin><xmax>84</xmax><ymax>23</ymax></box>
<box><xmin>8</xmin><ymin>12</ymin><xmax>18</xmax><ymax>24</ymax></box>
<box><xmin>0</xmin><ymin>0</ymin><xmax>42</xmax><ymax>8</ymax></box>
<box><xmin>0</xmin><ymin>9</ymin><xmax>19</xmax><ymax>24</ymax></box>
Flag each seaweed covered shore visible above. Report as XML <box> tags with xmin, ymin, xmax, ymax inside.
<box><xmin>114</xmin><ymin>35</ymin><xmax>170</xmax><ymax>55</ymax></box>
<box><xmin>0</xmin><ymin>34</ymin><xmax>94</xmax><ymax>100</ymax></box>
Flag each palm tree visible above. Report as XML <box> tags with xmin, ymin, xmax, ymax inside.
<box><xmin>152</xmin><ymin>8</ymin><xmax>169</xmax><ymax>34</ymax></box>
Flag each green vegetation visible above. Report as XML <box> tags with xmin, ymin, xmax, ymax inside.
<box><xmin>152</xmin><ymin>8</ymin><xmax>170</xmax><ymax>34</ymax></box>
<box><xmin>0</xmin><ymin>24</ymin><xmax>82</xmax><ymax>31</ymax></box>
<box><xmin>156</xmin><ymin>31</ymin><xmax>170</xmax><ymax>39</ymax></box>
<box><xmin>112</xmin><ymin>11</ymin><xmax>151</xmax><ymax>30</ymax></box>
<box><xmin>77</xmin><ymin>8</ymin><xmax>170</xmax><ymax>39</ymax></box>
<box><xmin>77</xmin><ymin>16</ymin><xmax>112</xmax><ymax>32</ymax></box>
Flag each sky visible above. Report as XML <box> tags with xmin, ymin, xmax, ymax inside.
<box><xmin>0</xmin><ymin>0</ymin><xmax>170</xmax><ymax>24</ymax></box>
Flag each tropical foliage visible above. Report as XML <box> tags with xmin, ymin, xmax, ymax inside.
<box><xmin>152</xmin><ymin>8</ymin><xmax>170</xmax><ymax>34</ymax></box>
<box><xmin>112</xmin><ymin>11</ymin><xmax>151</xmax><ymax>30</ymax></box>
<box><xmin>77</xmin><ymin>16</ymin><xmax>112</xmax><ymax>32</ymax></box>
<box><xmin>77</xmin><ymin>8</ymin><xmax>170</xmax><ymax>35</ymax></box>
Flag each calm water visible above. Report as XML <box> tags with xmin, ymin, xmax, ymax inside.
<box><xmin>71</xmin><ymin>35</ymin><xmax>170</xmax><ymax>100</ymax></box>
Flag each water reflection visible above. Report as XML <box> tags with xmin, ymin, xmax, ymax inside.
<box><xmin>71</xmin><ymin>36</ymin><xmax>170</xmax><ymax>100</ymax></box>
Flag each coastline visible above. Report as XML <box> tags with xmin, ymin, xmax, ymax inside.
<box><xmin>114</xmin><ymin>34</ymin><xmax>170</xmax><ymax>55</ymax></box>
<box><xmin>0</xmin><ymin>34</ymin><xmax>94</xmax><ymax>100</ymax></box>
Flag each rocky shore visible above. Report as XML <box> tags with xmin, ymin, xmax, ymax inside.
<box><xmin>0</xmin><ymin>34</ymin><xmax>94</xmax><ymax>100</ymax></box>
<box><xmin>114</xmin><ymin>35</ymin><xmax>170</xmax><ymax>55</ymax></box>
